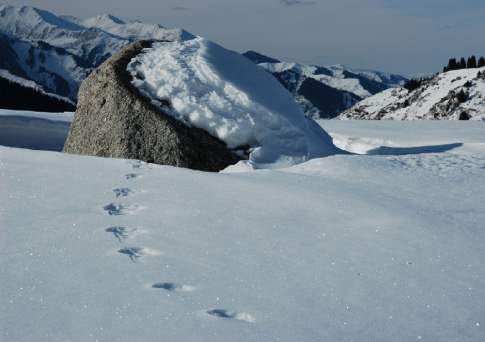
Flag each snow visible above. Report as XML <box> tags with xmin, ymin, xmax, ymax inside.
<box><xmin>0</xmin><ymin>5</ymin><xmax>190</xmax><ymax>53</ymax></box>
<box><xmin>0</xmin><ymin>5</ymin><xmax>83</xmax><ymax>36</ymax></box>
<box><xmin>260</xmin><ymin>62</ymin><xmax>373</xmax><ymax>98</ymax></box>
<box><xmin>259</xmin><ymin>62</ymin><xmax>406</xmax><ymax>100</ymax></box>
<box><xmin>0</xmin><ymin>109</ymin><xmax>74</xmax><ymax>123</ymax></box>
<box><xmin>0</xmin><ymin>69</ymin><xmax>47</xmax><ymax>92</ymax></box>
<box><xmin>319</xmin><ymin>119</ymin><xmax>485</xmax><ymax>154</ymax></box>
<box><xmin>0</xmin><ymin>4</ymin><xmax>194</xmax><ymax>99</ymax></box>
<box><xmin>80</xmin><ymin>14</ymin><xmax>193</xmax><ymax>41</ymax></box>
<box><xmin>2</xmin><ymin>120</ymin><xmax>485</xmax><ymax>341</ymax></box>
<box><xmin>0</xmin><ymin>109</ymin><xmax>72</xmax><ymax>151</ymax></box>
<box><xmin>0</xmin><ymin>69</ymin><xmax>75</xmax><ymax>105</ymax></box>
<box><xmin>127</xmin><ymin>37</ymin><xmax>342</xmax><ymax>168</ymax></box>
<box><xmin>341</xmin><ymin>68</ymin><xmax>485</xmax><ymax>120</ymax></box>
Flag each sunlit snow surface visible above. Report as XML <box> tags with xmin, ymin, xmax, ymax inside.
<box><xmin>2</xmin><ymin>119</ymin><xmax>485</xmax><ymax>341</ymax></box>
<box><xmin>127</xmin><ymin>37</ymin><xmax>341</xmax><ymax>168</ymax></box>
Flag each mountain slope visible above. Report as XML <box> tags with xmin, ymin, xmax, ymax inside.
<box><xmin>243</xmin><ymin>52</ymin><xmax>407</xmax><ymax>119</ymax></box>
<box><xmin>339</xmin><ymin>68</ymin><xmax>485</xmax><ymax>120</ymax></box>
<box><xmin>0</xmin><ymin>70</ymin><xmax>75</xmax><ymax>112</ymax></box>
<box><xmin>0</xmin><ymin>5</ymin><xmax>192</xmax><ymax>103</ymax></box>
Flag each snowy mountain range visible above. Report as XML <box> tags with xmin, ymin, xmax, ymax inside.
<box><xmin>339</xmin><ymin>67</ymin><xmax>485</xmax><ymax>120</ymax></box>
<box><xmin>243</xmin><ymin>51</ymin><xmax>407</xmax><ymax>119</ymax></box>
<box><xmin>0</xmin><ymin>5</ymin><xmax>191</xmax><ymax>104</ymax></box>
<box><xmin>0</xmin><ymin>4</ymin><xmax>406</xmax><ymax>117</ymax></box>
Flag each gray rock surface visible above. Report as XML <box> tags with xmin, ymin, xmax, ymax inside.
<box><xmin>63</xmin><ymin>40</ymin><xmax>240</xmax><ymax>172</ymax></box>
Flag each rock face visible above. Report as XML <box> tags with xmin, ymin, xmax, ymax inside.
<box><xmin>63</xmin><ymin>40</ymin><xmax>240</xmax><ymax>172</ymax></box>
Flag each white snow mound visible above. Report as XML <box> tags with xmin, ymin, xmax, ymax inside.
<box><xmin>127</xmin><ymin>37</ymin><xmax>341</xmax><ymax>168</ymax></box>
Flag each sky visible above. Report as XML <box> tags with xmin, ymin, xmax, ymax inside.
<box><xmin>3</xmin><ymin>0</ymin><xmax>485</xmax><ymax>76</ymax></box>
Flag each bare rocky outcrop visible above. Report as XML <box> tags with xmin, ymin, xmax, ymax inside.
<box><xmin>63</xmin><ymin>40</ymin><xmax>240</xmax><ymax>172</ymax></box>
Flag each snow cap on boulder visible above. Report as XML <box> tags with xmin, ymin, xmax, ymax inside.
<box><xmin>64</xmin><ymin>39</ymin><xmax>241</xmax><ymax>172</ymax></box>
<box><xmin>65</xmin><ymin>36</ymin><xmax>341</xmax><ymax>171</ymax></box>
<box><xmin>127</xmin><ymin>37</ymin><xmax>342</xmax><ymax>168</ymax></box>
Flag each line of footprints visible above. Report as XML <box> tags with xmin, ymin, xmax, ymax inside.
<box><xmin>102</xmin><ymin>160</ymin><xmax>255</xmax><ymax>324</ymax></box>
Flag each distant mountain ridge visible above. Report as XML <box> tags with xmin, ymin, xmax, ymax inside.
<box><xmin>0</xmin><ymin>4</ymin><xmax>407</xmax><ymax>117</ymax></box>
<box><xmin>243</xmin><ymin>51</ymin><xmax>407</xmax><ymax>118</ymax></box>
<box><xmin>339</xmin><ymin>67</ymin><xmax>485</xmax><ymax>120</ymax></box>
<box><xmin>0</xmin><ymin>4</ymin><xmax>192</xmax><ymax>108</ymax></box>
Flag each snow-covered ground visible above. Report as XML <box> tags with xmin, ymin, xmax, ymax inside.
<box><xmin>2</xmin><ymin>117</ymin><xmax>485</xmax><ymax>341</ymax></box>
<box><xmin>319</xmin><ymin>119</ymin><xmax>485</xmax><ymax>154</ymax></box>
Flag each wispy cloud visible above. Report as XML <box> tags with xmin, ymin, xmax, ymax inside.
<box><xmin>172</xmin><ymin>6</ymin><xmax>188</xmax><ymax>11</ymax></box>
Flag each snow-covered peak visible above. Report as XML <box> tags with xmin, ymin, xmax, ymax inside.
<box><xmin>0</xmin><ymin>5</ymin><xmax>192</xmax><ymax>48</ymax></box>
<box><xmin>86</xmin><ymin>14</ymin><xmax>126</xmax><ymax>26</ymax></box>
<box><xmin>0</xmin><ymin>4</ymin><xmax>195</xmax><ymax>101</ymax></box>
<box><xmin>0</xmin><ymin>5</ymin><xmax>84</xmax><ymax>37</ymax></box>
<box><xmin>253</xmin><ymin>57</ymin><xmax>407</xmax><ymax>118</ymax></box>
<box><xmin>128</xmin><ymin>37</ymin><xmax>342</xmax><ymax>168</ymax></box>
<box><xmin>354</xmin><ymin>68</ymin><xmax>408</xmax><ymax>87</ymax></box>
<box><xmin>78</xmin><ymin>13</ymin><xmax>193</xmax><ymax>41</ymax></box>
<box><xmin>340</xmin><ymin>67</ymin><xmax>485</xmax><ymax>120</ymax></box>
<box><xmin>259</xmin><ymin>62</ymin><xmax>374</xmax><ymax>99</ymax></box>
<box><xmin>259</xmin><ymin>62</ymin><xmax>316</xmax><ymax>76</ymax></box>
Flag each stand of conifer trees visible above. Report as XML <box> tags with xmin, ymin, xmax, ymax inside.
<box><xmin>444</xmin><ymin>56</ymin><xmax>485</xmax><ymax>72</ymax></box>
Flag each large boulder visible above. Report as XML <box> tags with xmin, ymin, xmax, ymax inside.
<box><xmin>63</xmin><ymin>40</ymin><xmax>240</xmax><ymax>172</ymax></box>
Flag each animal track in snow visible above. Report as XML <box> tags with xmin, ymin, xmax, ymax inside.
<box><xmin>118</xmin><ymin>247</ymin><xmax>144</xmax><ymax>262</ymax></box>
<box><xmin>130</xmin><ymin>160</ymin><xmax>150</xmax><ymax>170</ymax></box>
<box><xmin>206</xmin><ymin>309</ymin><xmax>255</xmax><ymax>323</ymax></box>
<box><xmin>152</xmin><ymin>282</ymin><xmax>195</xmax><ymax>292</ymax></box>
<box><xmin>113</xmin><ymin>188</ymin><xmax>134</xmax><ymax>198</ymax></box>
<box><xmin>103</xmin><ymin>203</ymin><xmax>140</xmax><ymax>216</ymax></box>
<box><xmin>125</xmin><ymin>173</ymin><xmax>142</xmax><ymax>180</ymax></box>
<box><xmin>117</xmin><ymin>247</ymin><xmax>160</xmax><ymax>262</ymax></box>
<box><xmin>105</xmin><ymin>226</ymin><xmax>138</xmax><ymax>242</ymax></box>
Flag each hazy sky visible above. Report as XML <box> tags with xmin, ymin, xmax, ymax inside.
<box><xmin>3</xmin><ymin>0</ymin><xmax>485</xmax><ymax>75</ymax></box>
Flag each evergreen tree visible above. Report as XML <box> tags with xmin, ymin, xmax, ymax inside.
<box><xmin>445</xmin><ymin>58</ymin><xmax>458</xmax><ymax>72</ymax></box>
<box><xmin>478</xmin><ymin>56</ymin><xmax>485</xmax><ymax>68</ymax></box>
<box><xmin>460</xmin><ymin>57</ymin><xmax>467</xmax><ymax>69</ymax></box>
<box><xmin>467</xmin><ymin>55</ymin><xmax>477</xmax><ymax>68</ymax></box>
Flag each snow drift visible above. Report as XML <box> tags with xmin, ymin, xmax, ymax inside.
<box><xmin>128</xmin><ymin>37</ymin><xmax>342</xmax><ymax>168</ymax></box>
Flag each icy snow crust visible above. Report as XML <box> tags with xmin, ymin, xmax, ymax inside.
<box><xmin>127</xmin><ymin>37</ymin><xmax>341</xmax><ymax>168</ymax></box>
<box><xmin>2</xmin><ymin>121</ymin><xmax>485</xmax><ymax>341</ymax></box>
